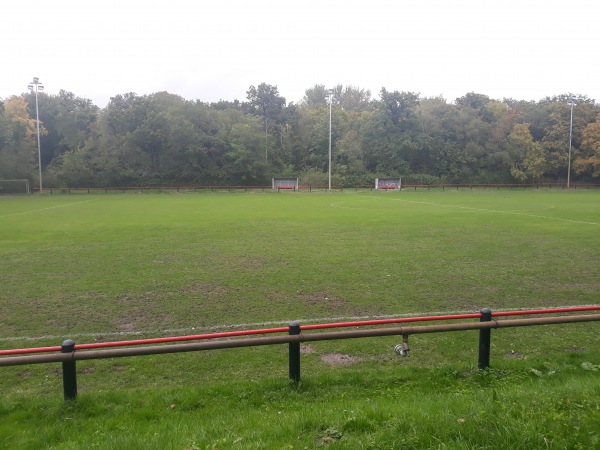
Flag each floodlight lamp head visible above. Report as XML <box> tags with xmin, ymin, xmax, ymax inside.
<box><xmin>33</xmin><ymin>77</ymin><xmax>39</xmax><ymax>83</ymax></box>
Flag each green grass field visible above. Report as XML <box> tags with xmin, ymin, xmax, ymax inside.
<box><xmin>1</xmin><ymin>188</ymin><xmax>599</xmax><ymax>448</ymax></box>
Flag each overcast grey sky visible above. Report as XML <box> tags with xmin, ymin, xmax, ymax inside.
<box><xmin>3</xmin><ymin>0</ymin><xmax>599</xmax><ymax>107</ymax></box>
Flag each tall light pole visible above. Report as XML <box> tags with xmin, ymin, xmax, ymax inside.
<box><xmin>567</xmin><ymin>96</ymin><xmax>577</xmax><ymax>189</ymax></box>
<box><xmin>28</xmin><ymin>77</ymin><xmax>44</xmax><ymax>192</ymax></box>
<box><xmin>325</xmin><ymin>88</ymin><xmax>333</xmax><ymax>190</ymax></box>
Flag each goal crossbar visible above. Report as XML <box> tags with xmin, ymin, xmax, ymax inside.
<box><xmin>0</xmin><ymin>179</ymin><xmax>31</xmax><ymax>194</ymax></box>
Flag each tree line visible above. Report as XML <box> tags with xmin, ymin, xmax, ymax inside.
<box><xmin>1</xmin><ymin>83</ymin><xmax>600</xmax><ymax>188</ymax></box>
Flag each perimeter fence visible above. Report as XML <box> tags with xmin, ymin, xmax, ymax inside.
<box><xmin>1</xmin><ymin>306</ymin><xmax>599</xmax><ymax>401</ymax></box>
<box><xmin>21</xmin><ymin>182</ymin><xmax>600</xmax><ymax>194</ymax></box>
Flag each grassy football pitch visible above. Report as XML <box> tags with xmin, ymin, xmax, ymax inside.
<box><xmin>0</xmin><ymin>188</ymin><xmax>599</xmax><ymax>394</ymax></box>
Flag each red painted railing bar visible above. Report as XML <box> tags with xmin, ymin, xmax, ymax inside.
<box><xmin>2</xmin><ymin>314</ymin><xmax>600</xmax><ymax>368</ymax></box>
<box><xmin>0</xmin><ymin>316</ymin><xmax>484</xmax><ymax>356</ymax></box>
<box><xmin>493</xmin><ymin>306</ymin><xmax>600</xmax><ymax>317</ymax></box>
<box><xmin>75</xmin><ymin>327</ymin><xmax>290</xmax><ymax>350</ymax></box>
<box><xmin>1</xmin><ymin>306</ymin><xmax>598</xmax><ymax>357</ymax></box>
<box><xmin>0</xmin><ymin>345</ymin><xmax>62</xmax><ymax>356</ymax></box>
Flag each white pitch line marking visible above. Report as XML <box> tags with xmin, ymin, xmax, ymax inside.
<box><xmin>333</xmin><ymin>194</ymin><xmax>598</xmax><ymax>225</ymax></box>
<box><xmin>0</xmin><ymin>200</ymin><xmax>92</xmax><ymax>218</ymax></box>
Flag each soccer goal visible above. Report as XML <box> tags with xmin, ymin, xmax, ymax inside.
<box><xmin>0</xmin><ymin>179</ymin><xmax>31</xmax><ymax>194</ymax></box>
<box><xmin>272</xmin><ymin>177</ymin><xmax>299</xmax><ymax>191</ymax></box>
<box><xmin>375</xmin><ymin>177</ymin><xmax>401</xmax><ymax>190</ymax></box>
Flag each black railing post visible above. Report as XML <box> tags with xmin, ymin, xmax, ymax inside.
<box><xmin>478</xmin><ymin>308</ymin><xmax>492</xmax><ymax>369</ymax></box>
<box><xmin>61</xmin><ymin>339</ymin><xmax>77</xmax><ymax>400</ymax></box>
<box><xmin>289</xmin><ymin>321</ymin><xmax>301</xmax><ymax>382</ymax></box>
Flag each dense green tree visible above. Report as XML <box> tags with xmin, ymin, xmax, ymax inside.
<box><xmin>360</xmin><ymin>90</ymin><xmax>420</xmax><ymax>175</ymax></box>
<box><xmin>455</xmin><ymin>92</ymin><xmax>495</xmax><ymax>122</ymax></box>
<box><xmin>338</xmin><ymin>85</ymin><xmax>372</xmax><ymax>112</ymax></box>
<box><xmin>3</xmin><ymin>83</ymin><xmax>600</xmax><ymax>188</ymax></box>
<box><xmin>507</xmin><ymin>124</ymin><xmax>546</xmax><ymax>182</ymax></box>
<box><xmin>378</xmin><ymin>89</ymin><xmax>419</xmax><ymax>129</ymax></box>
<box><xmin>295</xmin><ymin>103</ymin><xmax>332</xmax><ymax>172</ymax></box>
<box><xmin>226</xmin><ymin>115</ymin><xmax>270</xmax><ymax>184</ymax></box>
<box><xmin>301</xmin><ymin>84</ymin><xmax>328</xmax><ymax>108</ymax></box>
<box><xmin>246</xmin><ymin>83</ymin><xmax>286</xmax><ymax>162</ymax></box>
<box><xmin>25</xmin><ymin>90</ymin><xmax>98</xmax><ymax>164</ymax></box>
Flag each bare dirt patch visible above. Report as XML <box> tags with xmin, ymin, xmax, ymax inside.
<box><xmin>298</xmin><ymin>292</ymin><xmax>346</xmax><ymax>308</ymax></box>
<box><xmin>320</xmin><ymin>353</ymin><xmax>362</xmax><ymax>366</ymax></box>
<box><xmin>300</xmin><ymin>344</ymin><xmax>316</xmax><ymax>354</ymax></box>
<box><xmin>180</xmin><ymin>283</ymin><xmax>229</xmax><ymax>296</ymax></box>
<box><xmin>229</xmin><ymin>256</ymin><xmax>271</xmax><ymax>270</ymax></box>
<box><xmin>113</xmin><ymin>316</ymin><xmax>143</xmax><ymax>332</ymax></box>
<box><xmin>112</xmin><ymin>312</ymin><xmax>172</xmax><ymax>332</ymax></box>
<box><xmin>110</xmin><ymin>364</ymin><xmax>127</xmax><ymax>373</ymax></box>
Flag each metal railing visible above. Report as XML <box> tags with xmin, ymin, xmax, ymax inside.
<box><xmin>1</xmin><ymin>306</ymin><xmax>599</xmax><ymax>401</ymax></box>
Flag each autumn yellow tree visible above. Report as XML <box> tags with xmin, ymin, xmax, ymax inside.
<box><xmin>0</xmin><ymin>95</ymin><xmax>46</xmax><ymax>178</ymax></box>
<box><xmin>574</xmin><ymin>113</ymin><xmax>600</xmax><ymax>176</ymax></box>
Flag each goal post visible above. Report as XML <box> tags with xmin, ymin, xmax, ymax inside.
<box><xmin>375</xmin><ymin>177</ymin><xmax>401</xmax><ymax>190</ymax></box>
<box><xmin>272</xmin><ymin>177</ymin><xmax>299</xmax><ymax>191</ymax></box>
<box><xmin>0</xmin><ymin>179</ymin><xmax>31</xmax><ymax>194</ymax></box>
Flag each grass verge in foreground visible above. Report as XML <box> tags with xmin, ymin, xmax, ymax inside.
<box><xmin>1</xmin><ymin>358</ymin><xmax>599</xmax><ymax>449</ymax></box>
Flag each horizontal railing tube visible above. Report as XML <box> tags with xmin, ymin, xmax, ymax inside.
<box><xmin>1</xmin><ymin>314</ymin><xmax>599</xmax><ymax>367</ymax></box>
<box><xmin>4</xmin><ymin>306</ymin><xmax>600</xmax><ymax>357</ymax></box>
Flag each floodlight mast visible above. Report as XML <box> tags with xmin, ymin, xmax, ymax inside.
<box><xmin>325</xmin><ymin>88</ymin><xmax>334</xmax><ymax>191</ymax></box>
<box><xmin>28</xmin><ymin>77</ymin><xmax>44</xmax><ymax>192</ymax></box>
<box><xmin>567</xmin><ymin>96</ymin><xmax>577</xmax><ymax>189</ymax></box>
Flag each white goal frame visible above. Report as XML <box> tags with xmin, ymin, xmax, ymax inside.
<box><xmin>0</xmin><ymin>179</ymin><xmax>31</xmax><ymax>194</ymax></box>
<box><xmin>375</xmin><ymin>177</ymin><xmax>401</xmax><ymax>190</ymax></box>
